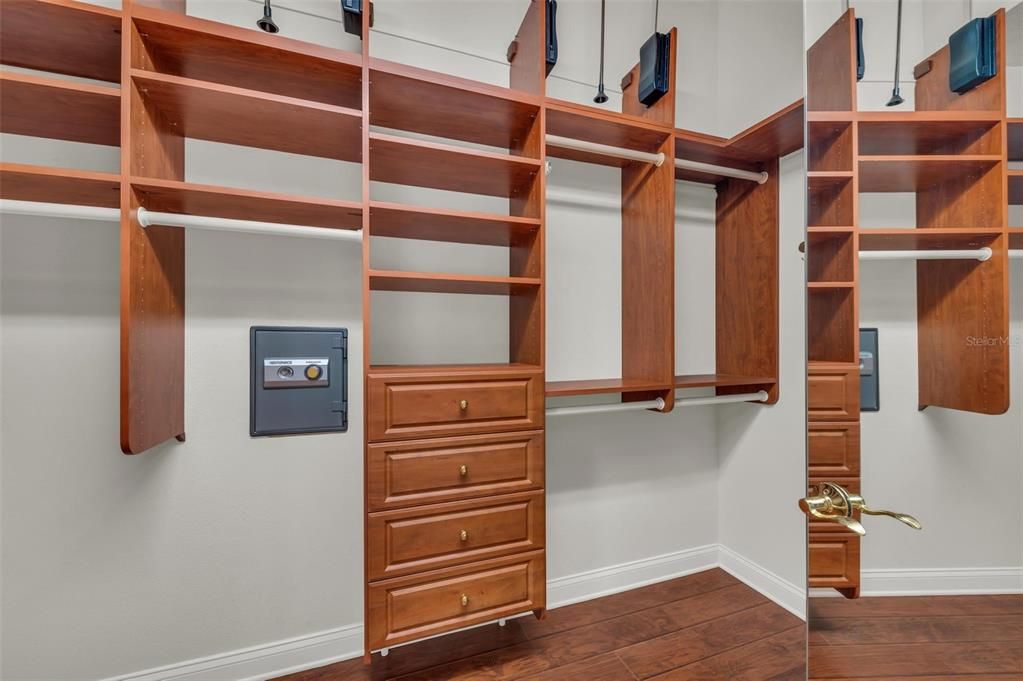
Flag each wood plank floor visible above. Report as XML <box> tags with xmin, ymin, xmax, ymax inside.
<box><xmin>276</xmin><ymin>568</ymin><xmax>806</xmax><ymax>681</ymax></box>
<box><xmin>809</xmin><ymin>594</ymin><xmax>1023</xmax><ymax>679</ymax></box>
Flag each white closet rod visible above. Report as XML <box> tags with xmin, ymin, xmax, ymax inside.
<box><xmin>545</xmin><ymin>390</ymin><xmax>768</xmax><ymax>416</ymax></box>
<box><xmin>0</xmin><ymin>199</ymin><xmax>119</xmax><ymax>222</ymax></box>
<box><xmin>860</xmin><ymin>248</ymin><xmax>991</xmax><ymax>261</ymax></box>
<box><xmin>546</xmin><ymin>397</ymin><xmax>666</xmax><ymax>416</ymax></box>
<box><xmin>674</xmin><ymin>158</ymin><xmax>769</xmax><ymax>184</ymax></box>
<box><xmin>674</xmin><ymin>390</ymin><xmax>769</xmax><ymax>406</ymax></box>
<box><xmin>138</xmin><ymin>208</ymin><xmax>363</xmax><ymax>242</ymax></box>
<box><xmin>0</xmin><ymin>200</ymin><xmax>364</xmax><ymax>242</ymax></box>
<box><xmin>546</xmin><ymin>134</ymin><xmax>665</xmax><ymax>166</ymax></box>
<box><xmin>1011</xmin><ymin>251</ymin><xmax>1023</xmax><ymax>259</ymax></box>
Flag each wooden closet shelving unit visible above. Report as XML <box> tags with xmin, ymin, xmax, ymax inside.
<box><xmin>805</xmin><ymin>7</ymin><xmax>1012</xmax><ymax>599</ymax></box>
<box><xmin>1</xmin><ymin>0</ymin><xmax>801</xmax><ymax>658</ymax></box>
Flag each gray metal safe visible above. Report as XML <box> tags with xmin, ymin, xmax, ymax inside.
<box><xmin>250</xmin><ymin>326</ymin><xmax>348</xmax><ymax>436</ymax></box>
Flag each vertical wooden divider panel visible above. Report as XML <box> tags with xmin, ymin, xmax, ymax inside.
<box><xmin>913</xmin><ymin>9</ymin><xmax>1009</xmax><ymax>415</ymax></box>
<box><xmin>716</xmin><ymin>159</ymin><xmax>780</xmax><ymax>403</ymax></box>
<box><xmin>620</xmin><ymin>28</ymin><xmax>677</xmax><ymax>409</ymax></box>
<box><xmin>361</xmin><ymin>0</ymin><xmax>372</xmax><ymax>664</ymax></box>
<box><xmin>120</xmin><ymin>0</ymin><xmax>187</xmax><ymax>454</ymax></box>
<box><xmin>806</xmin><ymin>9</ymin><xmax>861</xmax><ymax>599</ymax></box>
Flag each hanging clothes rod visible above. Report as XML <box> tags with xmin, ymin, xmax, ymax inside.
<box><xmin>0</xmin><ymin>199</ymin><xmax>120</xmax><ymax>222</ymax></box>
<box><xmin>1</xmin><ymin>200</ymin><xmax>364</xmax><ymax>242</ymax></box>
<box><xmin>137</xmin><ymin>208</ymin><xmax>363</xmax><ymax>242</ymax></box>
<box><xmin>1010</xmin><ymin>251</ymin><xmax>1023</xmax><ymax>259</ymax></box>
<box><xmin>674</xmin><ymin>390</ymin><xmax>769</xmax><ymax>406</ymax></box>
<box><xmin>546</xmin><ymin>397</ymin><xmax>666</xmax><ymax>416</ymax></box>
<box><xmin>546</xmin><ymin>390</ymin><xmax>768</xmax><ymax>416</ymax></box>
<box><xmin>860</xmin><ymin>247</ymin><xmax>991</xmax><ymax>262</ymax></box>
<box><xmin>674</xmin><ymin>159</ymin><xmax>769</xmax><ymax>184</ymax></box>
<box><xmin>545</xmin><ymin>134</ymin><xmax>665</xmax><ymax>166</ymax></box>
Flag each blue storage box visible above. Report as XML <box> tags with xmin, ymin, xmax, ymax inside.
<box><xmin>948</xmin><ymin>16</ymin><xmax>996</xmax><ymax>94</ymax></box>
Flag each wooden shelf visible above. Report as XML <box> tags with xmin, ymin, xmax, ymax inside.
<box><xmin>673</xmin><ymin>99</ymin><xmax>805</xmax><ymax>182</ymax></box>
<box><xmin>0</xmin><ymin>72</ymin><xmax>119</xmax><ymax>146</ymax></box>
<box><xmin>1009</xmin><ymin>228</ymin><xmax>1023</xmax><ymax>250</ymax></box>
<box><xmin>369</xmin><ymin>270</ymin><xmax>541</xmax><ymax>295</ymax></box>
<box><xmin>808</xmin><ymin>282</ymin><xmax>855</xmax><ymax>289</ymax></box>
<box><xmin>545</xmin><ymin>98</ymin><xmax>670</xmax><ymax>167</ymax></box>
<box><xmin>132</xmin><ymin>6</ymin><xmax>362</xmax><ymax>109</ymax></box>
<box><xmin>808</xmin><ymin>226</ymin><xmax>856</xmax><ymax>234</ymax></box>
<box><xmin>674</xmin><ymin>374</ymin><xmax>776</xmax><ymax>390</ymax></box>
<box><xmin>0</xmin><ymin>163</ymin><xmax>120</xmax><ymax>208</ymax></box>
<box><xmin>859</xmin><ymin>228</ymin><xmax>1002</xmax><ymax>251</ymax></box>
<box><xmin>131</xmin><ymin>70</ymin><xmax>362</xmax><ymax>162</ymax></box>
<box><xmin>859</xmin><ymin>156</ymin><xmax>1000</xmax><ymax>192</ymax></box>
<box><xmin>1010</xmin><ymin>170</ymin><xmax>1022</xmax><ymax>206</ymax></box>
<box><xmin>369</xmin><ymin>133</ymin><xmax>541</xmax><ymax>197</ymax></box>
<box><xmin>369</xmin><ymin>202</ymin><xmax>538</xmax><ymax>246</ymax></box>
<box><xmin>856</xmin><ymin>111</ymin><xmax>1002</xmax><ymax>156</ymax></box>
<box><xmin>545</xmin><ymin>377</ymin><xmax>670</xmax><ymax>398</ymax></box>
<box><xmin>131</xmin><ymin>178</ymin><xmax>363</xmax><ymax>230</ymax></box>
<box><xmin>370</xmin><ymin>363</ymin><xmax>542</xmax><ymax>376</ymax></box>
<box><xmin>368</xmin><ymin>58</ymin><xmax>540</xmax><ymax>151</ymax></box>
<box><xmin>0</xmin><ymin>0</ymin><xmax>121</xmax><ymax>83</ymax></box>
<box><xmin>1008</xmin><ymin>118</ymin><xmax>1022</xmax><ymax>161</ymax></box>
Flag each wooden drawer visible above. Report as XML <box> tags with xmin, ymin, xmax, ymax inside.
<box><xmin>367</xmin><ymin>431</ymin><xmax>544</xmax><ymax>511</ymax></box>
<box><xmin>367</xmin><ymin>367</ymin><xmax>544</xmax><ymax>442</ymax></box>
<box><xmin>809</xmin><ymin>422</ymin><xmax>860</xmax><ymax>477</ymax></box>
<box><xmin>808</xmin><ymin>364</ymin><xmax>860</xmax><ymax>421</ymax></box>
<box><xmin>367</xmin><ymin>491</ymin><xmax>544</xmax><ymax>580</ymax></box>
<box><xmin>366</xmin><ymin>550</ymin><xmax>545</xmax><ymax>652</ymax></box>
<box><xmin>809</xmin><ymin>532</ymin><xmax>860</xmax><ymax>591</ymax></box>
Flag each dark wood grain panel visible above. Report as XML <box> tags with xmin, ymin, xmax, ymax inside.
<box><xmin>859</xmin><ymin>228</ymin><xmax>1001</xmax><ymax>251</ymax></box>
<box><xmin>810</xmin><ymin>640</ymin><xmax>1023</xmax><ymax>678</ymax></box>
<box><xmin>859</xmin><ymin>156</ymin><xmax>1000</xmax><ymax>193</ymax></box>
<box><xmin>807</xmin><ymin>11</ymin><xmax>857</xmax><ymax>112</ymax></box>
<box><xmin>544</xmin><ymin>377</ymin><xmax>672</xmax><ymax>397</ymax></box>
<box><xmin>716</xmin><ymin>159</ymin><xmax>779</xmax><ymax>402</ymax></box>
<box><xmin>0</xmin><ymin>0</ymin><xmax>122</xmax><ymax>82</ymax></box>
<box><xmin>617</xmin><ymin>603</ymin><xmax>802</xmax><ymax>679</ymax></box>
<box><xmin>0</xmin><ymin>72</ymin><xmax>120</xmax><ymax>146</ymax></box>
<box><xmin>0</xmin><ymin>163</ymin><xmax>120</xmax><ymax>208</ymax></box>
<box><xmin>809</xmin><ymin>422</ymin><xmax>860</xmax><ymax>477</ymax></box>
<box><xmin>368</xmin><ymin>270</ymin><xmax>541</xmax><ymax>295</ymax></box>
<box><xmin>857</xmin><ymin>114</ymin><xmax>1002</xmax><ymax>156</ymax></box>
<box><xmin>650</xmin><ymin>626</ymin><xmax>806</xmax><ymax>681</ymax></box>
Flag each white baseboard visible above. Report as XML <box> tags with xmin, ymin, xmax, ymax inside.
<box><xmin>103</xmin><ymin>544</ymin><xmax>800</xmax><ymax>681</ymax></box>
<box><xmin>546</xmin><ymin>544</ymin><xmax>719</xmax><ymax>608</ymax></box>
<box><xmin>860</xmin><ymin>566</ymin><xmax>1023</xmax><ymax>596</ymax></box>
<box><xmin>717</xmin><ymin>545</ymin><xmax>806</xmax><ymax>619</ymax></box>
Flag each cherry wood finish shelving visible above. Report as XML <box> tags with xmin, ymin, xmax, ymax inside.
<box><xmin>3</xmin><ymin>0</ymin><xmax>793</xmax><ymax>660</ymax></box>
<box><xmin>804</xmin><ymin>7</ymin><xmax>1013</xmax><ymax>604</ymax></box>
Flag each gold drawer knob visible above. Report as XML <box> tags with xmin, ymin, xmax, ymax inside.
<box><xmin>460</xmin><ymin>594</ymin><xmax>469</xmax><ymax>607</ymax></box>
<box><xmin>459</xmin><ymin>464</ymin><xmax>468</xmax><ymax>477</ymax></box>
<box><xmin>459</xmin><ymin>529</ymin><xmax>469</xmax><ymax>542</ymax></box>
<box><xmin>459</xmin><ymin>399</ymin><xmax>469</xmax><ymax>411</ymax></box>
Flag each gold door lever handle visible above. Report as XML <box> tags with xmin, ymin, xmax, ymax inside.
<box><xmin>800</xmin><ymin>482</ymin><xmax>922</xmax><ymax>536</ymax></box>
<box><xmin>859</xmin><ymin>504</ymin><xmax>922</xmax><ymax>530</ymax></box>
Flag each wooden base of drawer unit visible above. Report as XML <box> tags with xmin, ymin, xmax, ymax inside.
<box><xmin>809</xmin><ymin>422</ymin><xmax>860</xmax><ymax>478</ymax></box>
<box><xmin>808</xmin><ymin>364</ymin><xmax>860</xmax><ymax>421</ymax></box>
<box><xmin>367</xmin><ymin>431</ymin><xmax>544</xmax><ymax>511</ymax></box>
<box><xmin>809</xmin><ymin>531</ymin><xmax>860</xmax><ymax>593</ymax></box>
<box><xmin>367</xmin><ymin>491</ymin><xmax>544</xmax><ymax>580</ymax></box>
<box><xmin>366</xmin><ymin>550</ymin><xmax>545</xmax><ymax>652</ymax></box>
<box><xmin>367</xmin><ymin>365</ymin><xmax>544</xmax><ymax>441</ymax></box>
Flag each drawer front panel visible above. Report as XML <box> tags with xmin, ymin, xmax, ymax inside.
<box><xmin>366</xmin><ymin>551</ymin><xmax>545</xmax><ymax>651</ymax></box>
<box><xmin>809</xmin><ymin>423</ymin><xmax>860</xmax><ymax>477</ymax></box>
<box><xmin>808</xmin><ymin>365</ymin><xmax>860</xmax><ymax>421</ymax></box>
<box><xmin>367</xmin><ymin>431</ymin><xmax>544</xmax><ymax>511</ymax></box>
<box><xmin>367</xmin><ymin>492</ymin><xmax>544</xmax><ymax>580</ymax></box>
<box><xmin>368</xmin><ymin>370</ymin><xmax>544</xmax><ymax>441</ymax></box>
<box><xmin>809</xmin><ymin>532</ymin><xmax>860</xmax><ymax>590</ymax></box>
